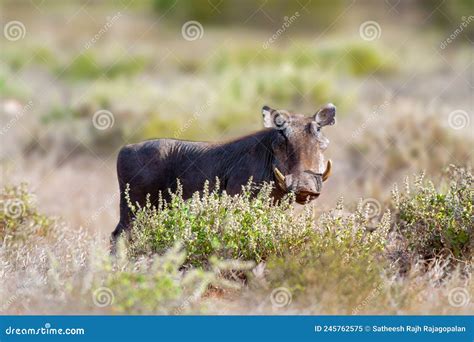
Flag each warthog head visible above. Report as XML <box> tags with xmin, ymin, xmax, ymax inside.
<box><xmin>262</xmin><ymin>103</ymin><xmax>336</xmax><ymax>204</ymax></box>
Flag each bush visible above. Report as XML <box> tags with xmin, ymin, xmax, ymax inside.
<box><xmin>95</xmin><ymin>244</ymin><xmax>247</xmax><ymax>314</ymax></box>
<box><xmin>60</xmin><ymin>52</ymin><xmax>148</xmax><ymax>81</ymax></box>
<box><xmin>127</xmin><ymin>181</ymin><xmax>315</xmax><ymax>267</ymax></box>
<box><xmin>0</xmin><ymin>184</ymin><xmax>246</xmax><ymax>314</ymax></box>
<box><xmin>390</xmin><ymin>166</ymin><xmax>473</xmax><ymax>264</ymax></box>
<box><xmin>0</xmin><ymin>183</ymin><xmax>55</xmax><ymax>242</ymax></box>
<box><xmin>209</xmin><ymin>43</ymin><xmax>396</xmax><ymax>78</ymax></box>
<box><xmin>152</xmin><ymin>0</ymin><xmax>346</xmax><ymax>28</ymax></box>
<box><xmin>265</xmin><ymin>198</ymin><xmax>391</xmax><ymax>311</ymax></box>
<box><xmin>1</xmin><ymin>166</ymin><xmax>472</xmax><ymax>314</ymax></box>
<box><xmin>127</xmin><ymin>165</ymin><xmax>472</xmax><ymax>279</ymax></box>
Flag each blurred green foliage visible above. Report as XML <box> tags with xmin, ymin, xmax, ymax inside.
<box><xmin>429</xmin><ymin>0</ymin><xmax>474</xmax><ymax>37</ymax></box>
<box><xmin>63</xmin><ymin>52</ymin><xmax>148</xmax><ymax>80</ymax></box>
<box><xmin>153</xmin><ymin>0</ymin><xmax>473</xmax><ymax>40</ymax></box>
<box><xmin>5</xmin><ymin>37</ymin><xmax>396</xmax><ymax>152</ymax></box>
<box><xmin>153</xmin><ymin>0</ymin><xmax>347</xmax><ymax>28</ymax></box>
<box><xmin>1</xmin><ymin>0</ymin><xmax>470</xmax><ymax>154</ymax></box>
<box><xmin>208</xmin><ymin>43</ymin><xmax>396</xmax><ymax>76</ymax></box>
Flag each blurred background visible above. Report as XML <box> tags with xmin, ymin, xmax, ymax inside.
<box><xmin>1</xmin><ymin>0</ymin><xmax>473</xmax><ymax>237</ymax></box>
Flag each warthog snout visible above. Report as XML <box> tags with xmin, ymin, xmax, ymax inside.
<box><xmin>274</xmin><ymin>160</ymin><xmax>332</xmax><ymax>203</ymax></box>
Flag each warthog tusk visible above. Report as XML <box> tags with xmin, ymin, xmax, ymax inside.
<box><xmin>273</xmin><ymin>167</ymin><xmax>287</xmax><ymax>190</ymax></box>
<box><xmin>322</xmin><ymin>159</ymin><xmax>332</xmax><ymax>182</ymax></box>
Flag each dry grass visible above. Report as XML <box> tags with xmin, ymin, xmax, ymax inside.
<box><xmin>1</xmin><ymin>166</ymin><xmax>472</xmax><ymax>314</ymax></box>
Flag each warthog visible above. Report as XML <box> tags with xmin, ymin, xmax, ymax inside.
<box><xmin>111</xmin><ymin>104</ymin><xmax>336</xmax><ymax>244</ymax></box>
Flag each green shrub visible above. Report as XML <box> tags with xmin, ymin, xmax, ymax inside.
<box><xmin>208</xmin><ymin>42</ymin><xmax>396</xmax><ymax>78</ymax></box>
<box><xmin>127</xmin><ymin>181</ymin><xmax>315</xmax><ymax>267</ymax></box>
<box><xmin>127</xmin><ymin>165</ymin><xmax>471</xmax><ymax>279</ymax></box>
<box><xmin>58</xmin><ymin>53</ymin><xmax>102</xmax><ymax>80</ymax></box>
<box><xmin>0</xmin><ymin>183</ymin><xmax>55</xmax><ymax>242</ymax></box>
<box><xmin>345</xmin><ymin>44</ymin><xmax>396</xmax><ymax>76</ymax></box>
<box><xmin>97</xmin><ymin>244</ymin><xmax>246</xmax><ymax>314</ymax></box>
<box><xmin>2</xmin><ymin>45</ymin><xmax>59</xmax><ymax>71</ymax></box>
<box><xmin>0</xmin><ymin>73</ymin><xmax>31</xmax><ymax>100</ymax></box>
<box><xmin>391</xmin><ymin>166</ymin><xmax>473</xmax><ymax>263</ymax></box>
<box><xmin>265</xmin><ymin>198</ymin><xmax>391</xmax><ymax>309</ymax></box>
<box><xmin>56</xmin><ymin>52</ymin><xmax>148</xmax><ymax>81</ymax></box>
<box><xmin>152</xmin><ymin>0</ymin><xmax>346</xmax><ymax>27</ymax></box>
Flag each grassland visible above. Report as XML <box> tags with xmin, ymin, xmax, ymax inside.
<box><xmin>0</xmin><ymin>1</ymin><xmax>472</xmax><ymax>314</ymax></box>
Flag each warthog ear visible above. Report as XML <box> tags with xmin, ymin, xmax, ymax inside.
<box><xmin>314</xmin><ymin>103</ymin><xmax>336</xmax><ymax>128</ymax></box>
<box><xmin>262</xmin><ymin>105</ymin><xmax>273</xmax><ymax>127</ymax></box>
<box><xmin>262</xmin><ymin>105</ymin><xmax>289</xmax><ymax>130</ymax></box>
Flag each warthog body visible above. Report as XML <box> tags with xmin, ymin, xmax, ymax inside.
<box><xmin>111</xmin><ymin>104</ymin><xmax>336</xmax><ymax>244</ymax></box>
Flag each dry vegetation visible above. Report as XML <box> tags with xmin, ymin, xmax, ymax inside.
<box><xmin>0</xmin><ymin>0</ymin><xmax>473</xmax><ymax>315</ymax></box>
<box><xmin>0</xmin><ymin>166</ymin><xmax>472</xmax><ymax>314</ymax></box>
